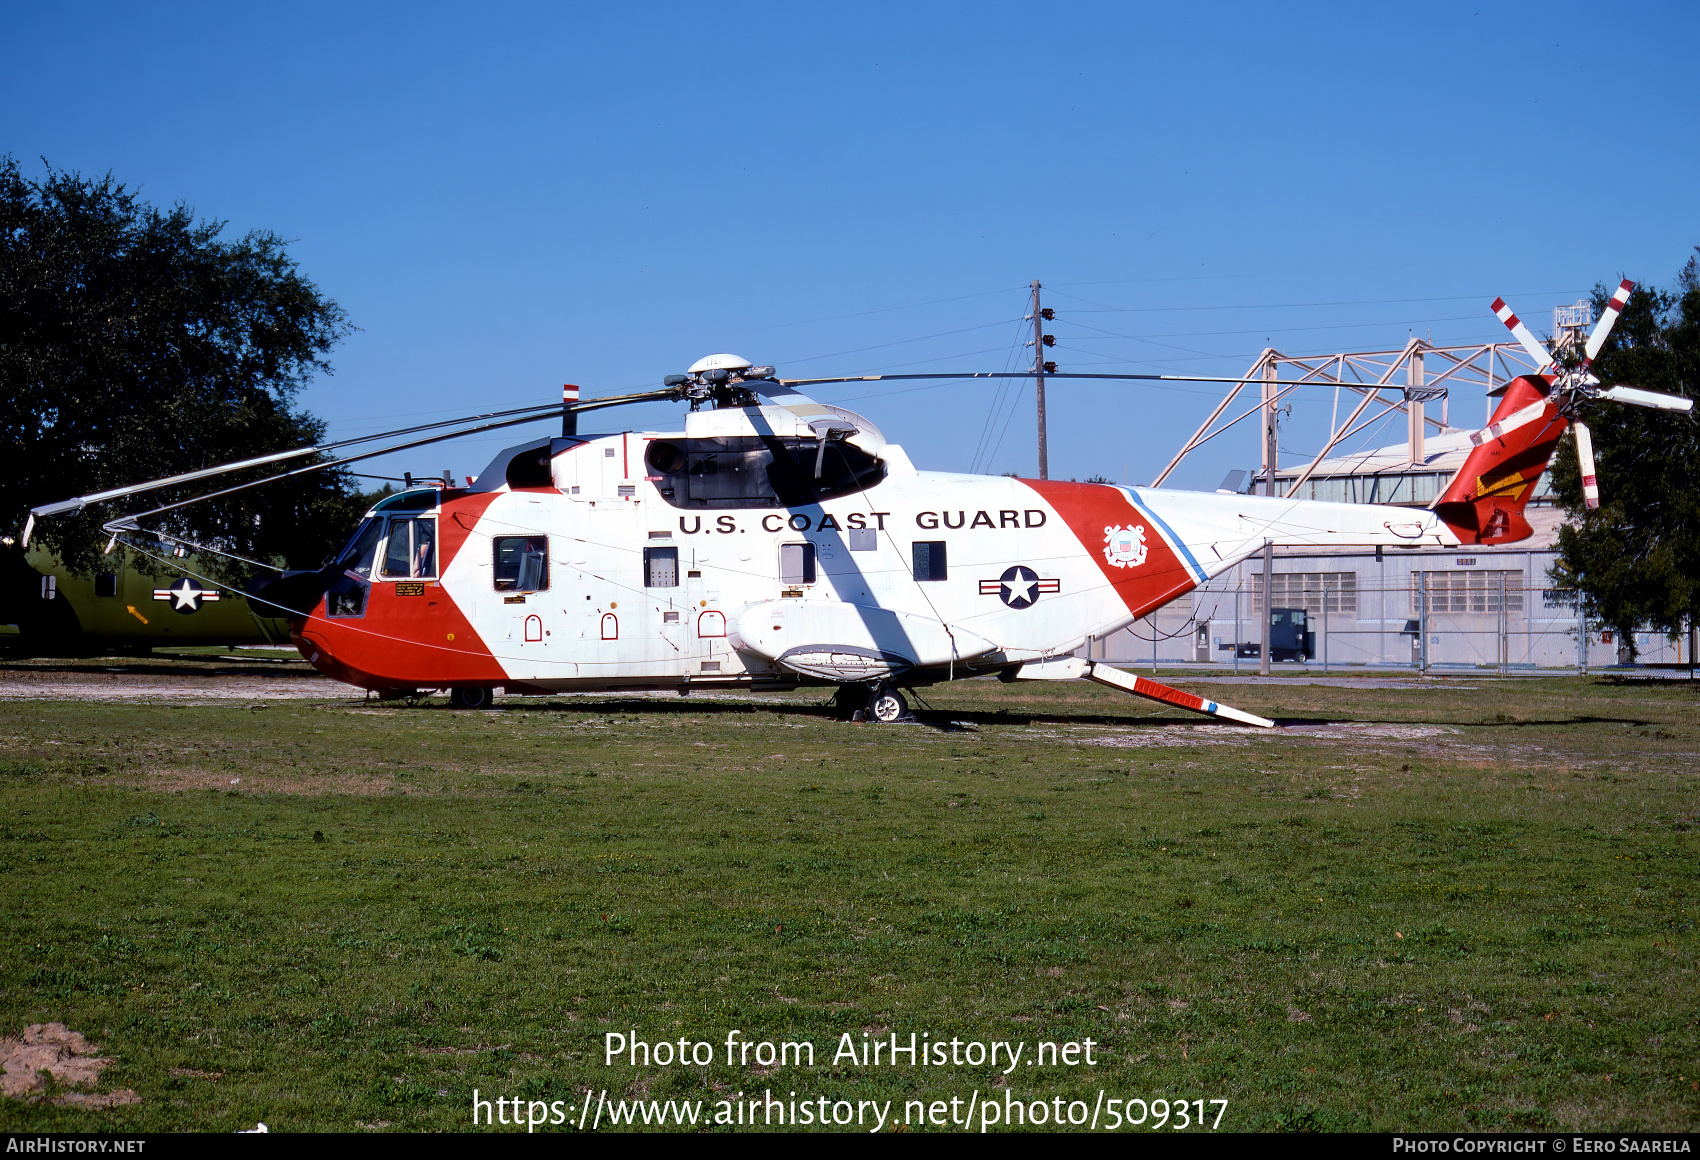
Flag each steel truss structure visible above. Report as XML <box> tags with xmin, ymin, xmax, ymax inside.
<box><xmin>1151</xmin><ymin>340</ymin><xmax>1543</xmax><ymax>494</ymax></box>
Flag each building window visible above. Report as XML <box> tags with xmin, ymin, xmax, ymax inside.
<box><xmin>494</xmin><ymin>536</ymin><xmax>549</xmax><ymax>591</ymax></box>
<box><xmin>779</xmin><ymin>543</ymin><xmax>816</xmax><ymax>585</ymax></box>
<box><xmin>912</xmin><ymin>541</ymin><xmax>948</xmax><ymax>582</ymax></box>
<box><xmin>1250</xmin><ymin>572</ymin><xmax>1356</xmax><ymax>615</ymax></box>
<box><xmin>643</xmin><ymin>546</ymin><xmax>679</xmax><ymax>588</ymax></box>
<box><xmin>1412</xmin><ymin>570</ymin><xmax>1523</xmax><ymax>613</ymax></box>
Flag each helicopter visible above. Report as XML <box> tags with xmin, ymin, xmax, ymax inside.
<box><xmin>22</xmin><ymin>286</ymin><xmax>1689</xmax><ymax>726</ymax></box>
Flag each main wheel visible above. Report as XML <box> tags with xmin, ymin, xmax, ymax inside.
<box><xmin>448</xmin><ymin>686</ymin><xmax>494</xmax><ymax>710</ymax></box>
<box><xmin>867</xmin><ymin>686</ymin><xmax>908</xmax><ymax>723</ymax></box>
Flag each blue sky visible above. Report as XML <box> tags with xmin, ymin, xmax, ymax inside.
<box><xmin>5</xmin><ymin>2</ymin><xmax>1697</xmax><ymax>490</ymax></box>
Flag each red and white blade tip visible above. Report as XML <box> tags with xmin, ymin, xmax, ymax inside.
<box><xmin>1583</xmin><ymin>280</ymin><xmax>1636</xmax><ymax>366</ymax></box>
<box><xmin>1574</xmin><ymin>420</ymin><xmax>1600</xmax><ymax>511</ymax></box>
<box><xmin>562</xmin><ymin>383</ymin><xmax>580</xmax><ymax>402</ymax></box>
<box><xmin>1490</xmin><ymin>297</ymin><xmax>1554</xmax><ymax>370</ymax></box>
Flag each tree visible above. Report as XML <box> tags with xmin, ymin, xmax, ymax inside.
<box><xmin>1548</xmin><ymin>249</ymin><xmax>1700</xmax><ymax>657</ymax></box>
<box><xmin>0</xmin><ymin>157</ymin><xmax>364</xmax><ymax>577</ymax></box>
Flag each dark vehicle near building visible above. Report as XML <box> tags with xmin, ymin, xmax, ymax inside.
<box><xmin>1234</xmin><ymin>607</ymin><xmax>1315</xmax><ymax>663</ymax></box>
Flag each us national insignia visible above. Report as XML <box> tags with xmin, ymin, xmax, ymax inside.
<box><xmin>979</xmin><ymin>566</ymin><xmax>1061</xmax><ymax>609</ymax></box>
<box><xmin>1102</xmin><ymin>524</ymin><xmax>1149</xmax><ymax>569</ymax></box>
<box><xmin>152</xmin><ymin>576</ymin><xmax>222</xmax><ymax>615</ymax></box>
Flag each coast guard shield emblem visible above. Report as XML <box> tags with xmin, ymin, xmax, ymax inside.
<box><xmin>1103</xmin><ymin>524</ymin><xmax>1148</xmax><ymax>569</ymax></box>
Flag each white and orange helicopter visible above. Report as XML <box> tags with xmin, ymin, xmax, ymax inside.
<box><xmin>22</xmin><ymin>284</ymin><xmax>1690</xmax><ymax>726</ymax></box>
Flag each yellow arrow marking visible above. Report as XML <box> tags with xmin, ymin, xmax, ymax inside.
<box><xmin>126</xmin><ymin>605</ymin><xmax>149</xmax><ymax>625</ymax></box>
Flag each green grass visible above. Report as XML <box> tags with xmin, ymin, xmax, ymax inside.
<box><xmin>0</xmin><ymin>671</ymin><xmax>1696</xmax><ymax>1132</ymax></box>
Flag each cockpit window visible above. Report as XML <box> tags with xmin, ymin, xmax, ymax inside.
<box><xmin>381</xmin><ymin>518</ymin><xmax>437</xmax><ymax>580</ymax></box>
<box><xmin>645</xmin><ymin>436</ymin><xmax>884</xmax><ymax>509</ymax></box>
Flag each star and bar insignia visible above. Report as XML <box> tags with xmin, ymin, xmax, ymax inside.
<box><xmin>979</xmin><ymin>565</ymin><xmax>1060</xmax><ymax>609</ymax></box>
<box><xmin>152</xmin><ymin>576</ymin><xmax>221</xmax><ymax>615</ymax></box>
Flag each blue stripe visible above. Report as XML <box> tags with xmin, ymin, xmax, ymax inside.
<box><xmin>1121</xmin><ymin>488</ymin><xmax>1208</xmax><ymax>584</ymax></box>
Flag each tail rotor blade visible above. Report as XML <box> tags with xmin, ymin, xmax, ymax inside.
<box><xmin>1599</xmin><ymin>385</ymin><xmax>1694</xmax><ymax>412</ymax></box>
<box><xmin>1491</xmin><ymin>297</ymin><xmax>1555</xmax><ymax>371</ymax></box>
<box><xmin>1583</xmin><ymin>280</ymin><xmax>1635</xmax><ymax>366</ymax></box>
<box><xmin>1574</xmin><ymin>420</ymin><xmax>1600</xmax><ymax>511</ymax></box>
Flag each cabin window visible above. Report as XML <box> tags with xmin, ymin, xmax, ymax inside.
<box><xmin>912</xmin><ymin>541</ymin><xmax>947</xmax><ymax>582</ymax></box>
<box><xmin>645</xmin><ymin>435</ymin><xmax>885</xmax><ymax>509</ymax></box>
<box><xmin>94</xmin><ymin>574</ymin><xmax>118</xmax><ymax>598</ymax></box>
<box><xmin>644</xmin><ymin>546</ymin><xmax>679</xmax><ymax>588</ymax></box>
<box><xmin>493</xmin><ymin>536</ymin><xmax>549</xmax><ymax>591</ymax></box>
<box><xmin>779</xmin><ymin>543</ymin><xmax>816</xmax><ymax>585</ymax></box>
<box><xmin>381</xmin><ymin>518</ymin><xmax>437</xmax><ymax>579</ymax></box>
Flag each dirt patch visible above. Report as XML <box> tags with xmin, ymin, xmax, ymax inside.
<box><xmin>1077</xmin><ymin>725</ymin><xmax>1253</xmax><ymax>749</ymax></box>
<box><xmin>1281</xmin><ymin>723</ymin><xmax>1460</xmax><ymax>742</ymax></box>
<box><xmin>0</xmin><ymin>670</ymin><xmax>341</xmax><ymax>703</ymax></box>
<box><xmin>1</xmin><ymin>1023</ymin><xmax>138</xmax><ymax>1107</ymax></box>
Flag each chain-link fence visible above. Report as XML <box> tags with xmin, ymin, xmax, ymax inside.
<box><xmin>1093</xmin><ymin>574</ymin><xmax>1696</xmax><ymax>674</ymax></box>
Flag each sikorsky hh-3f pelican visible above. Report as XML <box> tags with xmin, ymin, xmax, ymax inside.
<box><xmin>23</xmin><ymin>285</ymin><xmax>1689</xmax><ymax>726</ymax></box>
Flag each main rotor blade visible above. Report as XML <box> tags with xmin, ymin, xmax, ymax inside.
<box><xmin>1574</xmin><ymin>419</ymin><xmax>1600</xmax><ymax>510</ymax></box>
<box><xmin>1583</xmin><ymin>280</ymin><xmax>1635</xmax><ymax>366</ymax></box>
<box><xmin>1490</xmin><ymin>297</ymin><xmax>1555</xmax><ymax>371</ymax></box>
<box><xmin>1599</xmin><ymin>385</ymin><xmax>1694</xmax><ymax>412</ymax></box>
<box><xmin>779</xmin><ymin>370</ymin><xmax>1422</xmax><ymax>390</ymax></box>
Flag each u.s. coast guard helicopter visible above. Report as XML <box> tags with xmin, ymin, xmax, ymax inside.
<box><xmin>24</xmin><ymin>287</ymin><xmax>1688</xmax><ymax>726</ymax></box>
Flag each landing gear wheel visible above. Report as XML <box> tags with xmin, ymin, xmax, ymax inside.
<box><xmin>448</xmin><ymin>686</ymin><xmax>494</xmax><ymax>710</ymax></box>
<box><xmin>1295</xmin><ymin>653</ymin><xmax>1308</xmax><ymax>665</ymax></box>
<box><xmin>867</xmin><ymin>686</ymin><xmax>908</xmax><ymax>724</ymax></box>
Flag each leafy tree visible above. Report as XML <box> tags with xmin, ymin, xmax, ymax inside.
<box><xmin>1548</xmin><ymin>249</ymin><xmax>1700</xmax><ymax>656</ymax></box>
<box><xmin>0</xmin><ymin>157</ymin><xmax>364</xmax><ymax>577</ymax></box>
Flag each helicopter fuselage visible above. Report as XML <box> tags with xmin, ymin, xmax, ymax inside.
<box><xmin>288</xmin><ymin>401</ymin><xmax>1466</xmax><ymax>698</ymax></box>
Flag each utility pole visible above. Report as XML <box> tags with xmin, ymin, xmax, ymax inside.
<box><xmin>1322</xmin><ymin>578</ymin><xmax>1330</xmax><ymax>675</ymax></box>
<box><xmin>1418</xmin><ymin>572</ymin><xmax>1430</xmax><ymax>673</ymax></box>
<box><xmin>1262</xmin><ymin>354</ymin><xmax>1280</xmax><ymax>496</ymax></box>
<box><xmin>1030</xmin><ymin>281</ymin><xmax>1055</xmax><ymax>479</ymax></box>
<box><xmin>1577</xmin><ymin>591</ymin><xmax>1588</xmax><ymax>676</ymax></box>
<box><xmin>1259</xmin><ymin>540</ymin><xmax>1273</xmax><ymax>677</ymax></box>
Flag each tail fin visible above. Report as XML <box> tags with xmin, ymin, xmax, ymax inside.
<box><xmin>1432</xmin><ymin>375</ymin><xmax>1566</xmax><ymax>545</ymax></box>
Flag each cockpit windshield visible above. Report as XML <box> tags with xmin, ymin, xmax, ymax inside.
<box><xmin>336</xmin><ymin>518</ymin><xmax>384</xmax><ymax>578</ymax></box>
<box><xmin>644</xmin><ymin>435</ymin><xmax>885</xmax><ymax>509</ymax></box>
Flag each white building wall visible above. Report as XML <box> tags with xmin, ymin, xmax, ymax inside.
<box><xmin>1089</xmin><ymin>530</ymin><xmax>1687</xmax><ymax>669</ymax></box>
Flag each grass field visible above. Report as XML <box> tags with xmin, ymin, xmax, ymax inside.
<box><xmin>0</xmin><ymin>665</ymin><xmax>1696</xmax><ymax>1133</ymax></box>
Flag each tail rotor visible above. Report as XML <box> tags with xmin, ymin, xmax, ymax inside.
<box><xmin>1481</xmin><ymin>280</ymin><xmax>1692</xmax><ymax>511</ymax></box>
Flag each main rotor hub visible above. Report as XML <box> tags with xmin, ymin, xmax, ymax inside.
<box><xmin>665</xmin><ymin>353</ymin><xmax>780</xmax><ymax>409</ymax></box>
